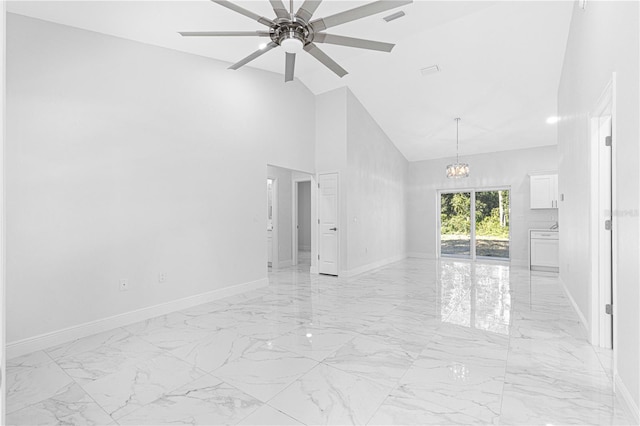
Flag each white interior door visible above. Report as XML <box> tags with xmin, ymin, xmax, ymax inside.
<box><xmin>318</xmin><ymin>173</ymin><xmax>338</xmax><ymax>275</ymax></box>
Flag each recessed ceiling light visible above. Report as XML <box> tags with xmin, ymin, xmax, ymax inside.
<box><xmin>258</xmin><ymin>43</ymin><xmax>267</xmax><ymax>50</ymax></box>
<box><xmin>383</xmin><ymin>11</ymin><xmax>406</xmax><ymax>22</ymax></box>
<box><xmin>420</xmin><ymin>65</ymin><xmax>440</xmax><ymax>76</ymax></box>
<box><xmin>546</xmin><ymin>116</ymin><xmax>560</xmax><ymax>124</ymax></box>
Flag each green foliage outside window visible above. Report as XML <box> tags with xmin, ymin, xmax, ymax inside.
<box><xmin>441</xmin><ymin>191</ymin><xmax>509</xmax><ymax>239</ymax></box>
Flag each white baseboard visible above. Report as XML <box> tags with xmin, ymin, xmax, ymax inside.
<box><xmin>341</xmin><ymin>254</ymin><xmax>407</xmax><ymax>278</ymax></box>
<box><xmin>407</xmin><ymin>252</ymin><xmax>435</xmax><ymax>259</ymax></box>
<box><xmin>558</xmin><ymin>277</ymin><xmax>589</xmax><ymax>335</ymax></box>
<box><xmin>7</xmin><ymin>277</ymin><xmax>268</xmax><ymax>359</ymax></box>
<box><xmin>310</xmin><ymin>265</ymin><xmax>318</xmax><ymax>274</ymax></box>
<box><xmin>615</xmin><ymin>373</ymin><xmax>640</xmax><ymax>424</ymax></box>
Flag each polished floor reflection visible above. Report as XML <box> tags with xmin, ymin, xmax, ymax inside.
<box><xmin>6</xmin><ymin>259</ymin><xmax>633</xmax><ymax>425</ymax></box>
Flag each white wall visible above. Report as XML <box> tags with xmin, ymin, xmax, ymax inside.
<box><xmin>298</xmin><ymin>181</ymin><xmax>311</xmax><ymax>251</ymax></box>
<box><xmin>6</xmin><ymin>14</ymin><xmax>315</xmax><ymax>344</ymax></box>
<box><xmin>315</xmin><ymin>87</ymin><xmax>349</xmax><ymax>273</ymax></box>
<box><xmin>407</xmin><ymin>146</ymin><xmax>558</xmax><ymax>264</ymax></box>
<box><xmin>315</xmin><ymin>88</ymin><xmax>408</xmax><ymax>276</ymax></box>
<box><xmin>1</xmin><ymin>2</ymin><xmax>6</xmax><ymax>420</ymax></box>
<box><xmin>345</xmin><ymin>90</ymin><xmax>407</xmax><ymax>274</ymax></box>
<box><xmin>557</xmin><ymin>1</ymin><xmax>639</xmax><ymax>415</ymax></box>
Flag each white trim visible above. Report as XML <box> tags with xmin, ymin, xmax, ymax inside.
<box><xmin>408</xmin><ymin>252</ymin><xmax>435</xmax><ymax>259</ymax></box>
<box><xmin>558</xmin><ymin>276</ymin><xmax>589</xmax><ymax>335</ymax></box>
<box><xmin>6</xmin><ymin>278</ymin><xmax>268</xmax><ymax>359</ymax></box>
<box><xmin>341</xmin><ymin>254</ymin><xmax>407</xmax><ymax>278</ymax></box>
<box><xmin>615</xmin><ymin>373</ymin><xmax>640</xmax><ymax>424</ymax></box>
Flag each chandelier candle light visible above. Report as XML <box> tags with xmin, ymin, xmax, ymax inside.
<box><xmin>446</xmin><ymin>117</ymin><xmax>470</xmax><ymax>179</ymax></box>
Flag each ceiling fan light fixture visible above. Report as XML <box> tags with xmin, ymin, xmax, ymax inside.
<box><xmin>281</xmin><ymin>37</ymin><xmax>304</xmax><ymax>54</ymax></box>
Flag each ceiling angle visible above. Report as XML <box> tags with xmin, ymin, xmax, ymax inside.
<box><xmin>179</xmin><ymin>0</ymin><xmax>412</xmax><ymax>82</ymax></box>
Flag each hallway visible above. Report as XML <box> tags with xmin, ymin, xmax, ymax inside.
<box><xmin>6</xmin><ymin>259</ymin><xmax>632</xmax><ymax>425</ymax></box>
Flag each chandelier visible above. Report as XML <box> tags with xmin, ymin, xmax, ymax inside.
<box><xmin>446</xmin><ymin>118</ymin><xmax>469</xmax><ymax>179</ymax></box>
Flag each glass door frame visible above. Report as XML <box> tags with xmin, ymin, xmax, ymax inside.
<box><xmin>437</xmin><ymin>186</ymin><xmax>511</xmax><ymax>262</ymax></box>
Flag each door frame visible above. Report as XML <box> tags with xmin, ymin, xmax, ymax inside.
<box><xmin>292</xmin><ymin>176</ymin><xmax>312</xmax><ymax>267</ymax></box>
<box><xmin>267</xmin><ymin>175</ymin><xmax>278</xmax><ymax>270</ymax></box>
<box><xmin>437</xmin><ymin>186</ymin><xmax>512</xmax><ymax>262</ymax></box>
<box><xmin>589</xmin><ymin>74</ymin><xmax>616</xmax><ymax>351</ymax></box>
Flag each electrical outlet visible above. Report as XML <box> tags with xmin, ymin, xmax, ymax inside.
<box><xmin>158</xmin><ymin>273</ymin><xmax>166</xmax><ymax>284</ymax></box>
<box><xmin>119</xmin><ymin>279</ymin><xmax>129</xmax><ymax>292</ymax></box>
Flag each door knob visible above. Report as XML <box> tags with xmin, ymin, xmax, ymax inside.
<box><xmin>330</xmin><ymin>227</ymin><xmax>337</xmax><ymax>231</ymax></box>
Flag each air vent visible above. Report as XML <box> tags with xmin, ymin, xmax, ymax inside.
<box><xmin>420</xmin><ymin>65</ymin><xmax>440</xmax><ymax>76</ymax></box>
<box><xmin>383</xmin><ymin>11</ymin><xmax>405</xmax><ymax>22</ymax></box>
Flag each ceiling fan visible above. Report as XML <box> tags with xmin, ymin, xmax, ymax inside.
<box><xmin>179</xmin><ymin>0</ymin><xmax>412</xmax><ymax>82</ymax></box>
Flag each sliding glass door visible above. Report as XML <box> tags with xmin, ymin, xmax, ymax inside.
<box><xmin>440</xmin><ymin>188</ymin><xmax>510</xmax><ymax>260</ymax></box>
<box><xmin>440</xmin><ymin>191</ymin><xmax>472</xmax><ymax>258</ymax></box>
<box><xmin>475</xmin><ymin>190</ymin><xmax>510</xmax><ymax>259</ymax></box>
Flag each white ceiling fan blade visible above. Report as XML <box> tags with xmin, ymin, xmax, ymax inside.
<box><xmin>228</xmin><ymin>42</ymin><xmax>278</xmax><ymax>70</ymax></box>
<box><xmin>269</xmin><ymin>0</ymin><xmax>290</xmax><ymax>19</ymax></box>
<box><xmin>179</xmin><ymin>31</ymin><xmax>271</xmax><ymax>37</ymax></box>
<box><xmin>210</xmin><ymin>0</ymin><xmax>274</xmax><ymax>27</ymax></box>
<box><xmin>310</xmin><ymin>0</ymin><xmax>412</xmax><ymax>32</ymax></box>
<box><xmin>285</xmin><ymin>53</ymin><xmax>296</xmax><ymax>82</ymax></box>
<box><xmin>303</xmin><ymin>43</ymin><xmax>347</xmax><ymax>77</ymax></box>
<box><xmin>313</xmin><ymin>33</ymin><xmax>394</xmax><ymax>52</ymax></box>
<box><xmin>295</xmin><ymin>0</ymin><xmax>323</xmax><ymax>24</ymax></box>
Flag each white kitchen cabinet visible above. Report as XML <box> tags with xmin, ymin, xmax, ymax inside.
<box><xmin>530</xmin><ymin>174</ymin><xmax>558</xmax><ymax>209</ymax></box>
<box><xmin>530</xmin><ymin>230</ymin><xmax>559</xmax><ymax>271</ymax></box>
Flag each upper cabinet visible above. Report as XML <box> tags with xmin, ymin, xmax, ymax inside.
<box><xmin>530</xmin><ymin>174</ymin><xmax>558</xmax><ymax>209</ymax></box>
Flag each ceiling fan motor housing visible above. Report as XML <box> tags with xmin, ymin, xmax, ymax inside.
<box><xmin>273</xmin><ymin>21</ymin><xmax>310</xmax><ymax>51</ymax></box>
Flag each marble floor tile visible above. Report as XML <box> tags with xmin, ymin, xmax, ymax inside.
<box><xmin>268</xmin><ymin>363</ymin><xmax>391</xmax><ymax>425</ymax></box>
<box><xmin>500</xmin><ymin>370</ymin><xmax>630</xmax><ymax>425</ymax></box>
<box><xmin>117</xmin><ymin>375</ymin><xmax>262</xmax><ymax>425</ymax></box>
<box><xmin>45</xmin><ymin>327</ymin><xmax>133</xmax><ymax>361</ymax></box>
<box><xmin>237</xmin><ymin>404</ymin><xmax>303</xmax><ymax>425</ymax></box>
<box><xmin>6</xmin><ymin>359</ymin><xmax>75</xmax><ymax>414</ymax></box>
<box><xmin>6</xmin><ymin>383</ymin><xmax>113</xmax><ymax>426</ymax></box>
<box><xmin>271</xmin><ymin>325</ymin><xmax>357</xmax><ymax>362</ymax></box>
<box><xmin>56</xmin><ymin>335</ymin><xmax>164</xmax><ymax>385</ymax></box>
<box><xmin>211</xmin><ymin>339</ymin><xmax>318</xmax><ymax>402</ymax></box>
<box><xmin>369</xmin><ymin>385</ymin><xmax>497</xmax><ymax>425</ymax></box>
<box><xmin>81</xmin><ymin>352</ymin><xmax>205</xmax><ymax>419</ymax></box>
<box><xmin>168</xmin><ymin>329</ymin><xmax>256</xmax><ymax>373</ymax></box>
<box><xmin>322</xmin><ymin>335</ymin><xmax>417</xmax><ymax>388</ymax></box>
<box><xmin>6</xmin><ymin>259</ymin><xmax>634</xmax><ymax>425</ymax></box>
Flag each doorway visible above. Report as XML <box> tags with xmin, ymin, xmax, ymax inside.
<box><xmin>590</xmin><ymin>76</ymin><xmax>615</xmax><ymax>349</ymax></box>
<box><xmin>293</xmin><ymin>180</ymin><xmax>312</xmax><ymax>270</ymax></box>
<box><xmin>439</xmin><ymin>188</ymin><xmax>510</xmax><ymax>260</ymax></box>
<box><xmin>266</xmin><ymin>177</ymin><xmax>277</xmax><ymax>269</ymax></box>
<box><xmin>266</xmin><ymin>165</ymin><xmax>316</xmax><ymax>272</ymax></box>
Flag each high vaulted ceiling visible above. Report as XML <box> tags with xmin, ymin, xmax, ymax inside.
<box><xmin>7</xmin><ymin>0</ymin><xmax>574</xmax><ymax>161</ymax></box>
